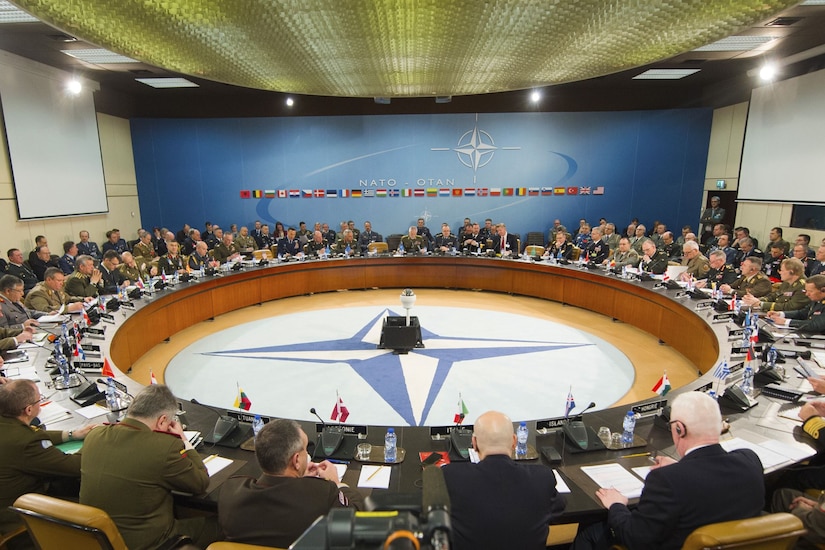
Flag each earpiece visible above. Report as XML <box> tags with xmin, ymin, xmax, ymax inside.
<box><xmin>674</xmin><ymin>421</ymin><xmax>687</xmax><ymax>437</ymax></box>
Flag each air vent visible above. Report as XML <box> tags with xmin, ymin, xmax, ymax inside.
<box><xmin>766</xmin><ymin>17</ymin><xmax>802</xmax><ymax>26</ymax></box>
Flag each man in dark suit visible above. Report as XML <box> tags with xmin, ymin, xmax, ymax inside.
<box><xmin>358</xmin><ymin>221</ymin><xmax>383</xmax><ymax>253</ymax></box>
<box><xmin>442</xmin><ymin>410</ymin><xmax>565</xmax><ymax>550</ymax></box>
<box><xmin>80</xmin><ymin>384</ymin><xmax>215</xmax><ymax>550</ymax></box>
<box><xmin>572</xmin><ymin>392</ymin><xmax>764</xmax><ymax>550</ymax></box>
<box><xmin>218</xmin><ymin>419</ymin><xmax>364</xmax><ymax>548</ymax></box>
<box><xmin>493</xmin><ymin>223</ymin><xmax>518</xmax><ymax>257</ymax></box>
<box><xmin>4</xmin><ymin>249</ymin><xmax>38</xmax><ymax>295</ymax></box>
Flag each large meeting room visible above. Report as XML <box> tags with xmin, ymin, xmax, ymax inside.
<box><xmin>2</xmin><ymin>1</ymin><xmax>825</xmax><ymax>549</ymax></box>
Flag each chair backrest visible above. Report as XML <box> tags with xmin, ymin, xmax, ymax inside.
<box><xmin>368</xmin><ymin>242</ymin><xmax>389</xmax><ymax>254</ymax></box>
<box><xmin>526</xmin><ymin>231</ymin><xmax>544</xmax><ymax>246</ymax></box>
<box><xmin>386</xmin><ymin>234</ymin><xmax>402</xmax><ymax>252</ymax></box>
<box><xmin>252</xmin><ymin>249</ymin><xmax>273</xmax><ymax>260</ymax></box>
<box><xmin>525</xmin><ymin>245</ymin><xmax>545</xmax><ymax>257</ymax></box>
<box><xmin>681</xmin><ymin>512</ymin><xmax>805</xmax><ymax>550</ymax></box>
<box><xmin>571</xmin><ymin>246</ymin><xmax>582</xmax><ymax>261</ymax></box>
<box><xmin>11</xmin><ymin>493</ymin><xmax>128</xmax><ymax>550</ymax></box>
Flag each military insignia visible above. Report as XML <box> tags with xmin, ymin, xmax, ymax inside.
<box><xmin>41</xmin><ymin>440</ymin><xmax>53</xmax><ymax>449</ymax></box>
<box><xmin>338</xmin><ymin>491</ymin><xmax>349</xmax><ymax>506</ymax></box>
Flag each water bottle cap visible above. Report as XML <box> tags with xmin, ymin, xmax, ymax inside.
<box><xmin>254</xmin><ymin>414</ymin><xmax>261</xmax><ymax>420</ymax></box>
<box><xmin>519</xmin><ymin>421</ymin><xmax>526</xmax><ymax>426</ymax></box>
<box><xmin>387</xmin><ymin>427</ymin><xmax>394</xmax><ymax>433</ymax></box>
<box><xmin>626</xmin><ymin>410</ymin><xmax>634</xmax><ymax>416</ymax></box>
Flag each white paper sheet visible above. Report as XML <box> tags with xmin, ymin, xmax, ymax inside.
<box><xmin>580</xmin><ymin>463</ymin><xmax>644</xmax><ymax>499</ymax></box>
<box><xmin>631</xmin><ymin>466</ymin><xmax>651</xmax><ymax>480</ymax></box>
<box><xmin>553</xmin><ymin>470</ymin><xmax>571</xmax><ymax>493</ymax></box>
<box><xmin>720</xmin><ymin>437</ymin><xmax>790</xmax><ymax>469</ymax></box>
<box><xmin>203</xmin><ymin>454</ymin><xmax>233</xmax><ymax>477</ymax></box>
<box><xmin>75</xmin><ymin>404</ymin><xmax>109</xmax><ymax>419</ymax></box>
<box><xmin>358</xmin><ymin>465</ymin><xmax>391</xmax><ymax>489</ymax></box>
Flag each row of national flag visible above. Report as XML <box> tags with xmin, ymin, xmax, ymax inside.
<box><xmin>240</xmin><ymin>186</ymin><xmax>605</xmax><ymax>199</ymax></box>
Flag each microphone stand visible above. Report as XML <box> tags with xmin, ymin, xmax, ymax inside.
<box><xmin>310</xmin><ymin>407</ymin><xmax>344</xmax><ymax>458</ymax></box>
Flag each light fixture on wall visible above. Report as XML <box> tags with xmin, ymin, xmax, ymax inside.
<box><xmin>66</xmin><ymin>79</ymin><xmax>82</xmax><ymax>95</ymax></box>
<box><xmin>374</xmin><ymin>97</ymin><xmax>391</xmax><ymax>104</ymax></box>
<box><xmin>530</xmin><ymin>90</ymin><xmax>542</xmax><ymax>103</ymax></box>
<box><xmin>759</xmin><ymin>64</ymin><xmax>777</xmax><ymax>81</ymax></box>
<box><xmin>285</xmin><ymin>97</ymin><xmax>294</xmax><ymax>107</ymax></box>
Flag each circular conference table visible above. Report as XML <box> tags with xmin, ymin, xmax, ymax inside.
<box><xmin>105</xmin><ymin>255</ymin><xmax>804</xmax><ymax>525</ymax></box>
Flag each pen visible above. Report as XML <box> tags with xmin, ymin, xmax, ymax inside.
<box><xmin>620</xmin><ymin>452</ymin><xmax>651</xmax><ymax>459</ymax></box>
<box><xmin>366</xmin><ymin>466</ymin><xmax>384</xmax><ymax>481</ymax></box>
<box><xmin>327</xmin><ymin>459</ymin><xmax>349</xmax><ymax>465</ymax></box>
<box><xmin>203</xmin><ymin>454</ymin><xmax>218</xmax><ymax>464</ymax></box>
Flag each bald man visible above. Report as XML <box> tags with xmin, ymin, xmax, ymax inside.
<box><xmin>441</xmin><ymin>411</ymin><xmax>565</xmax><ymax>550</ymax></box>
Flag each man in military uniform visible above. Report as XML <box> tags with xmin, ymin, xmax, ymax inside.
<box><xmin>586</xmin><ymin>226</ymin><xmax>609</xmax><ymax>264</ymax></box>
<box><xmin>333</xmin><ymin>230</ymin><xmax>360</xmax><ymax>256</ymax></box>
<box><xmin>479</xmin><ymin>218</ymin><xmax>494</xmax><ymax>243</ymax></box>
<box><xmin>119</xmin><ymin>252</ymin><xmax>157</xmax><ymax>283</ymax></box>
<box><xmin>297</xmin><ymin>221</ymin><xmax>312</xmax><ymax>243</ymax></box>
<box><xmin>182</xmin><ymin>228</ymin><xmax>201</xmax><ymax>256</ymax></box>
<box><xmin>25</xmin><ymin>268</ymin><xmax>89</xmax><ymax>313</ymax></box>
<box><xmin>400</xmin><ymin>226</ymin><xmax>426</xmax><ymax>255</ymax></box>
<box><xmin>76</xmin><ymin>230</ymin><xmax>101</xmax><ymax>260</ymax></box>
<box><xmin>435</xmin><ymin>224</ymin><xmax>459</xmax><ymax>254</ymax></box>
<box><xmin>58</xmin><ymin>241</ymin><xmax>78</xmax><ymax>276</ymax></box>
<box><xmin>764</xmin><ymin>226</ymin><xmax>790</xmax><ymax>258</ymax></box>
<box><xmin>321</xmin><ymin>223</ymin><xmax>336</xmax><ymax>245</ymax></box>
<box><xmin>187</xmin><ymin>242</ymin><xmax>219</xmax><ymax>271</ymax></box>
<box><xmin>462</xmin><ymin>222</ymin><xmax>484</xmax><ymax>253</ymax></box>
<box><xmin>603</xmin><ymin>223</ymin><xmax>620</xmax><ymax>251</ymax></box>
<box><xmin>65</xmin><ymin>255</ymin><xmax>103</xmax><ymax>298</ymax></box>
<box><xmin>0</xmin><ymin>379</ymin><xmax>95</xmax><ymax>535</ymax></box>
<box><xmin>734</xmin><ymin>237</ymin><xmax>762</xmax><ymax>269</ymax></box>
<box><xmin>695</xmin><ymin>250</ymin><xmax>737</xmax><ymax>288</ymax></box>
<box><xmin>0</xmin><ymin>326</ymin><xmax>33</xmax><ymax>352</ymax></box>
<box><xmin>80</xmin><ymin>384</ymin><xmax>215</xmax><ymax>550</ymax></box>
<box><xmin>304</xmin><ymin>231</ymin><xmax>328</xmax><ymax>257</ymax></box>
<box><xmin>416</xmin><ymin>218</ymin><xmax>434</xmax><ymax>249</ymax></box>
<box><xmin>742</xmin><ymin>258</ymin><xmax>810</xmax><ymax>312</ymax></box>
<box><xmin>102</xmin><ymin>229</ymin><xmax>128</xmax><ymax>255</ymax></box>
<box><xmin>214</xmin><ymin>232</ymin><xmax>242</xmax><ymax>264</ymax></box>
<box><xmin>699</xmin><ymin>195</ymin><xmax>726</xmax><ymax>235</ymax></box>
<box><xmin>660</xmin><ymin>231</ymin><xmax>680</xmax><ymax>261</ymax></box>
<box><xmin>0</xmin><ymin>275</ymin><xmax>48</xmax><ymax>328</ymax></box>
<box><xmin>711</xmin><ymin>233</ymin><xmax>736</xmax><ymax>265</ymax></box>
<box><xmin>4</xmin><ymin>249</ymin><xmax>38</xmax><ymax>295</ymax></box>
<box><xmin>763</xmin><ymin>243</ymin><xmax>786</xmax><ymax>283</ymax></box>
<box><xmin>132</xmin><ymin>229</ymin><xmax>156</xmax><ymax>261</ymax></box>
<box><xmin>358</xmin><ymin>221</ymin><xmax>383</xmax><ymax>254</ymax></box>
<box><xmin>640</xmin><ymin>239</ymin><xmax>668</xmax><ymax>274</ymax></box>
<box><xmin>630</xmin><ymin>225</ymin><xmax>651</xmax><ymax>255</ymax></box>
<box><xmin>235</xmin><ymin>226</ymin><xmax>257</xmax><ymax>255</ymax></box>
<box><xmin>720</xmin><ymin>257</ymin><xmax>771</xmax><ymax>298</ymax></box>
<box><xmin>30</xmin><ymin>246</ymin><xmax>60</xmax><ymax>282</ymax></box>
<box><xmin>277</xmin><ymin>228</ymin><xmax>303</xmax><ymax>258</ymax></box>
<box><xmin>767</xmin><ymin>275</ymin><xmax>825</xmax><ymax>335</ymax></box>
<box><xmin>680</xmin><ymin>241</ymin><xmax>710</xmax><ymax>281</ymax></box>
<box><xmin>611</xmin><ymin>238</ymin><xmax>639</xmax><ymax>269</ymax></box>
<box><xmin>158</xmin><ymin>241</ymin><xmax>186</xmax><ymax>276</ymax></box>
<box><xmin>347</xmin><ymin>220</ymin><xmax>360</xmax><ymax>242</ymax></box>
<box><xmin>811</xmin><ymin>245</ymin><xmax>825</xmax><ymax>278</ymax></box>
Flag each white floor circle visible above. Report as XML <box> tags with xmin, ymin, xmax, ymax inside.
<box><xmin>165</xmin><ymin>305</ymin><xmax>635</xmax><ymax>426</ymax></box>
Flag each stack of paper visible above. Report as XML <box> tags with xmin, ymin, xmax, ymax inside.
<box><xmin>580</xmin><ymin>463</ymin><xmax>645</xmax><ymax>499</ymax></box>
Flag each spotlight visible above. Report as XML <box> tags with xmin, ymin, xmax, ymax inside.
<box><xmin>530</xmin><ymin>90</ymin><xmax>541</xmax><ymax>103</ymax></box>
<box><xmin>759</xmin><ymin>64</ymin><xmax>777</xmax><ymax>82</ymax></box>
<box><xmin>285</xmin><ymin>97</ymin><xmax>294</xmax><ymax>107</ymax></box>
<box><xmin>66</xmin><ymin>79</ymin><xmax>82</xmax><ymax>95</ymax></box>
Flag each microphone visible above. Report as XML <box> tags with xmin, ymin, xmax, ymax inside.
<box><xmin>190</xmin><ymin>398</ymin><xmax>243</xmax><ymax>447</ymax></box>
<box><xmin>450</xmin><ymin>414</ymin><xmax>473</xmax><ymax>460</ymax></box>
<box><xmin>310</xmin><ymin>407</ymin><xmax>343</xmax><ymax>458</ymax></box>
<box><xmin>562</xmin><ymin>402</ymin><xmax>600</xmax><ymax>451</ymax></box>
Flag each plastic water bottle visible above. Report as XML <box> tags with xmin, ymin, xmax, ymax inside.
<box><xmin>621</xmin><ymin>265</ymin><xmax>627</xmax><ymax>279</ymax></box>
<box><xmin>252</xmin><ymin>414</ymin><xmax>264</xmax><ymax>437</ymax></box>
<box><xmin>105</xmin><ymin>377</ymin><xmax>119</xmax><ymax>411</ymax></box>
<box><xmin>742</xmin><ymin>365</ymin><xmax>754</xmax><ymax>397</ymax></box>
<box><xmin>767</xmin><ymin>346</ymin><xmax>778</xmax><ymax>368</ymax></box>
<box><xmin>708</xmin><ymin>390</ymin><xmax>718</xmax><ymax>400</ymax></box>
<box><xmin>516</xmin><ymin>422</ymin><xmax>528</xmax><ymax>458</ymax></box>
<box><xmin>621</xmin><ymin>411</ymin><xmax>636</xmax><ymax>445</ymax></box>
<box><xmin>384</xmin><ymin>428</ymin><xmax>397</xmax><ymax>463</ymax></box>
<box><xmin>57</xmin><ymin>355</ymin><xmax>70</xmax><ymax>387</ymax></box>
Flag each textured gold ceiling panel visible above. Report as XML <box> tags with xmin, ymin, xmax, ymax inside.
<box><xmin>13</xmin><ymin>0</ymin><xmax>797</xmax><ymax>97</ymax></box>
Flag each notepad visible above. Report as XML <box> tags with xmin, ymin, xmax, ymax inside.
<box><xmin>358</xmin><ymin>465</ymin><xmax>391</xmax><ymax>489</ymax></box>
<box><xmin>75</xmin><ymin>404</ymin><xmax>109</xmax><ymax>419</ymax></box>
<box><xmin>580</xmin><ymin>463</ymin><xmax>644</xmax><ymax>499</ymax></box>
<box><xmin>202</xmin><ymin>455</ymin><xmax>233</xmax><ymax>477</ymax></box>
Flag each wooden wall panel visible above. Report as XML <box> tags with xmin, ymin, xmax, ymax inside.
<box><xmin>212</xmin><ymin>278</ymin><xmax>262</xmax><ymax>317</ymax></box>
<box><xmin>612</xmin><ymin>292</ymin><xmax>663</xmax><ymax>336</ymax></box>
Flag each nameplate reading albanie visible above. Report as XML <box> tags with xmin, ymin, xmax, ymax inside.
<box><xmin>227</xmin><ymin>410</ymin><xmax>271</xmax><ymax>424</ymax></box>
<box><xmin>429</xmin><ymin>425</ymin><xmax>476</xmax><ymax>437</ymax></box>
<box><xmin>632</xmin><ymin>399</ymin><xmax>667</xmax><ymax>416</ymax></box>
<box><xmin>314</xmin><ymin>423</ymin><xmax>367</xmax><ymax>436</ymax></box>
<box><xmin>535</xmin><ymin>417</ymin><xmax>567</xmax><ymax>431</ymax></box>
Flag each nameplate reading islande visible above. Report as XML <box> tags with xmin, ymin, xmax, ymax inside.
<box><xmin>535</xmin><ymin>417</ymin><xmax>568</xmax><ymax>431</ymax></box>
<box><xmin>313</xmin><ymin>424</ymin><xmax>367</xmax><ymax>436</ymax></box>
<box><xmin>430</xmin><ymin>425</ymin><xmax>475</xmax><ymax>436</ymax></box>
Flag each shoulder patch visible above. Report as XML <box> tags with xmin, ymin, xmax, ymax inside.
<box><xmin>338</xmin><ymin>490</ymin><xmax>349</xmax><ymax>506</ymax></box>
<box><xmin>41</xmin><ymin>439</ymin><xmax>53</xmax><ymax>449</ymax></box>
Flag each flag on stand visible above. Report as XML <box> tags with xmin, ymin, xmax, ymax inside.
<box><xmin>74</xmin><ymin>340</ymin><xmax>85</xmax><ymax>360</ymax></box>
<box><xmin>651</xmin><ymin>372</ymin><xmax>671</xmax><ymax>396</ymax></box>
<box><xmin>150</xmin><ymin>370</ymin><xmax>158</xmax><ymax>385</ymax></box>
<box><xmin>101</xmin><ymin>357</ymin><xmax>115</xmax><ymax>378</ymax></box>
<box><xmin>565</xmin><ymin>387</ymin><xmax>576</xmax><ymax>418</ymax></box>
<box><xmin>712</xmin><ymin>361</ymin><xmax>730</xmax><ymax>380</ymax></box>
<box><xmin>234</xmin><ymin>384</ymin><xmax>252</xmax><ymax>411</ymax></box>
<box><xmin>453</xmin><ymin>394</ymin><xmax>468</xmax><ymax>424</ymax></box>
<box><xmin>331</xmin><ymin>393</ymin><xmax>350</xmax><ymax>422</ymax></box>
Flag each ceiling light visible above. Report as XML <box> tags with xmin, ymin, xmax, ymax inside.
<box><xmin>285</xmin><ymin>97</ymin><xmax>294</xmax><ymax>107</ymax></box>
<box><xmin>374</xmin><ymin>97</ymin><xmax>391</xmax><ymax>105</ymax></box>
<box><xmin>759</xmin><ymin>64</ymin><xmax>777</xmax><ymax>81</ymax></box>
<box><xmin>66</xmin><ymin>79</ymin><xmax>82</xmax><ymax>95</ymax></box>
<box><xmin>693</xmin><ymin>36</ymin><xmax>775</xmax><ymax>52</ymax></box>
<box><xmin>135</xmin><ymin>77</ymin><xmax>199</xmax><ymax>88</ymax></box>
<box><xmin>435</xmin><ymin>96</ymin><xmax>452</xmax><ymax>104</ymax></box>
<box><xmin>530</xmin><ymin>90</ymin><xmax>542</xmax><ymax>103</ymax></box>
<box><xmin>62</xmin><ymin>48</ymin><xmax>140</xmax><ymax>64</ymax></box>
<box><xmin>0</xmin><ymin>0</ymin><xmax>38</xmax><ymax>23</ymax></box>
<box><xmin>632</xmin><ymin>69</ymin><xmax>700</xmax><ymax>80</ymax></box>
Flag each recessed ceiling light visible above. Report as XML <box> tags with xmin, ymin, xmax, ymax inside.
<box><xmin>693</xmin><ymin>36</ymin><xmax>776</xmax><ymax>52</ymax></box>
<box><xmin>632</xmin><ymin>69</ymin><xmax>700</xmax><ymax>80</ymax></box>
<box><xmin>0</xmin><ymin>0</ymin><xmax>38</xmax><ymax>23</ymax></box>
<box><xmin>285</xmin><ymin>97</ymin><xmax>294</xmax><ymax>107</ymax></box>
<box><xmin>62</xmin><ymin>48</ymin><xmax>140</xmax><ymax>64</ymax></box>
<box><xmin>530</xmin><ymin>90</ymin><xmax>542</xmax><ymax>102</ymax></box>
<box><xmin>135</xmin><ymin>77</ymin><xmax>199</xmax><ymax>88</ymax></box>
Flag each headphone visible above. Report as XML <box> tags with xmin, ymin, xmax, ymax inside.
<box><xmin>673</xmin><ymin>420</ymin><xmax>687</xmax><ymax>437</ymax></box>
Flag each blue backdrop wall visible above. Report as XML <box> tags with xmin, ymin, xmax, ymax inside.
<box><xmin>132</xmin><ymin>109</ymin><xmax>712</xmax><ymax>241</ymax></box>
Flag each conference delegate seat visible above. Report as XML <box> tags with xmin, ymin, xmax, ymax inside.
<box><xmin>252</xmin><ymin>249</ymin><xmax>273</xmax><ymax>261</ymax></box>
<box><xmin>608</xmin><ymin>512</ymin><xmax>805</xmax><ymax>550</ymax></box>
<box><xmin>386</xmin><ymin>234</ymin><xmax>403</xmax><ymax>253</ymax></box>
<box><xmin>571</xmin><ymin>246</ymin><xmax>582</xmax><ymax>261</ymax></box>
<box><xmin>0</xmin><ymin>526</ymin><xmax>27</xmax><ymax>550</ymax></box>
<box><xmin>525</xmin><ymin>231</ymin><xmax>544</xmax><ymax>250</ymax></box>
<box><xmin>10</xmin><ymin>493</ymin><xmax>195</xmax><ymax>550</ymax></box>
<box><xmin>525</xmin><ymin>245</ymin><xmax>545</xmax><ymax>257</ymax></box>
<box><xmin>367</xmin><ymin>242</ymin><xmax>389</xmax><ymax>254</ymax></box>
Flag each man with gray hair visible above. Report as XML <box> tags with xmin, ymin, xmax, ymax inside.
<box><xmin>572</xmin><ymin>392</ymin><xmax>763</xmax><ymax>550</ymax></box>
<box><xmin>694</xmin><ymin>249</ymin><xmax>737</xmax><ymax>288</ymax></box>
<box><xmin>680</xmin><ymin>240</ymin><xmax>710</xmax><ymax>281</ymax></box>
<box><xmin>218</xmin><ymin>418</ymin><xmax>364</xmax><ymax>548</ymax></box>
<box><xmin>80</xmin><ymin>384</ymin><xmax>214</xmax><ymax>550</ymax></box>
<box><xmin>442</xmin><ymin>411</ymin><xmax>566</xmax><ymax>550</ymax></box>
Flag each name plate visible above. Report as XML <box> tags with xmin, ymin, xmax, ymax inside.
<box><xmin>111</xmin><ymin>379</ymin><xmax>128</xmax><ymax>393</ymax></box>
<box><xmin>729</xmin><ymin>361</ymin><xmax>745</xmax><ymax>373</ymax></box>
<box><xmin>728</xmin><ymin>328</ymin><xmax>745</xmax><ymax>336</ymax></box>
<box><xmin>73</xmin><ymin>361</ymin><xmax>104</xmax><ymax>370</ymax></box>
<box><xmin>81</xmin><ymin>344</ymin><xmax>101</xmax><ymax>352</ymax></box>
<box><xmin>429</xmin><ymin>425</ymin><xmax>475</xmax><ymax>436</ymax></box>
<box><xmin>314</xmin><ymin>423</ymin><xmax>367</xmax><ymax>436</ymax></box>
<box><xmin>696</xmin><ymin>381</ymin><xmax>713</xmax><ymax>393</ymax></box>
<box><xmin>713</xmin><ymin>313</ymin><xmax>737</xmax><ymax>320</ymax></box>
<box><xmin>731</xmin><ymin>345</ymin><xmax>763</xmax><ymax>354</ymax></box>
<box><xmin>101</xmin><ymin>317</ymin><xmax>116</xmax><ymax>325</ymax></box>
<box><xmin>120</xmin><ymin>301</ymin><xmax>136</xmax><ymax>309</ymax></box>
<box><xmin>632</xmin><ymin>399</ymin><xmax>667</xmax><ymax>415</ymax></box>
<box><xmin>86</xmin><ymin>327</ymin><xmax>106</xmax><ymax>335</ymax></box>
<box><xmin>535</xmin><ymin>417</ymin><xmax>567</xmax><ymax>431</ymax></box>
<box><xmin>227</xmin><ymin>410</ymin><xmax>271</xmax><ymax>424</ymax></box>
<box><xmin>100</xmin><ymin>313</ymin><xmax>115</xmax><ymax>321</ymax></box>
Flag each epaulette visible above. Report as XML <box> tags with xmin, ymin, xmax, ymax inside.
<box><xmin>803</xmin><ymin>415</ymin><xmax>825</xmax><ymax>442</ymax></box>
